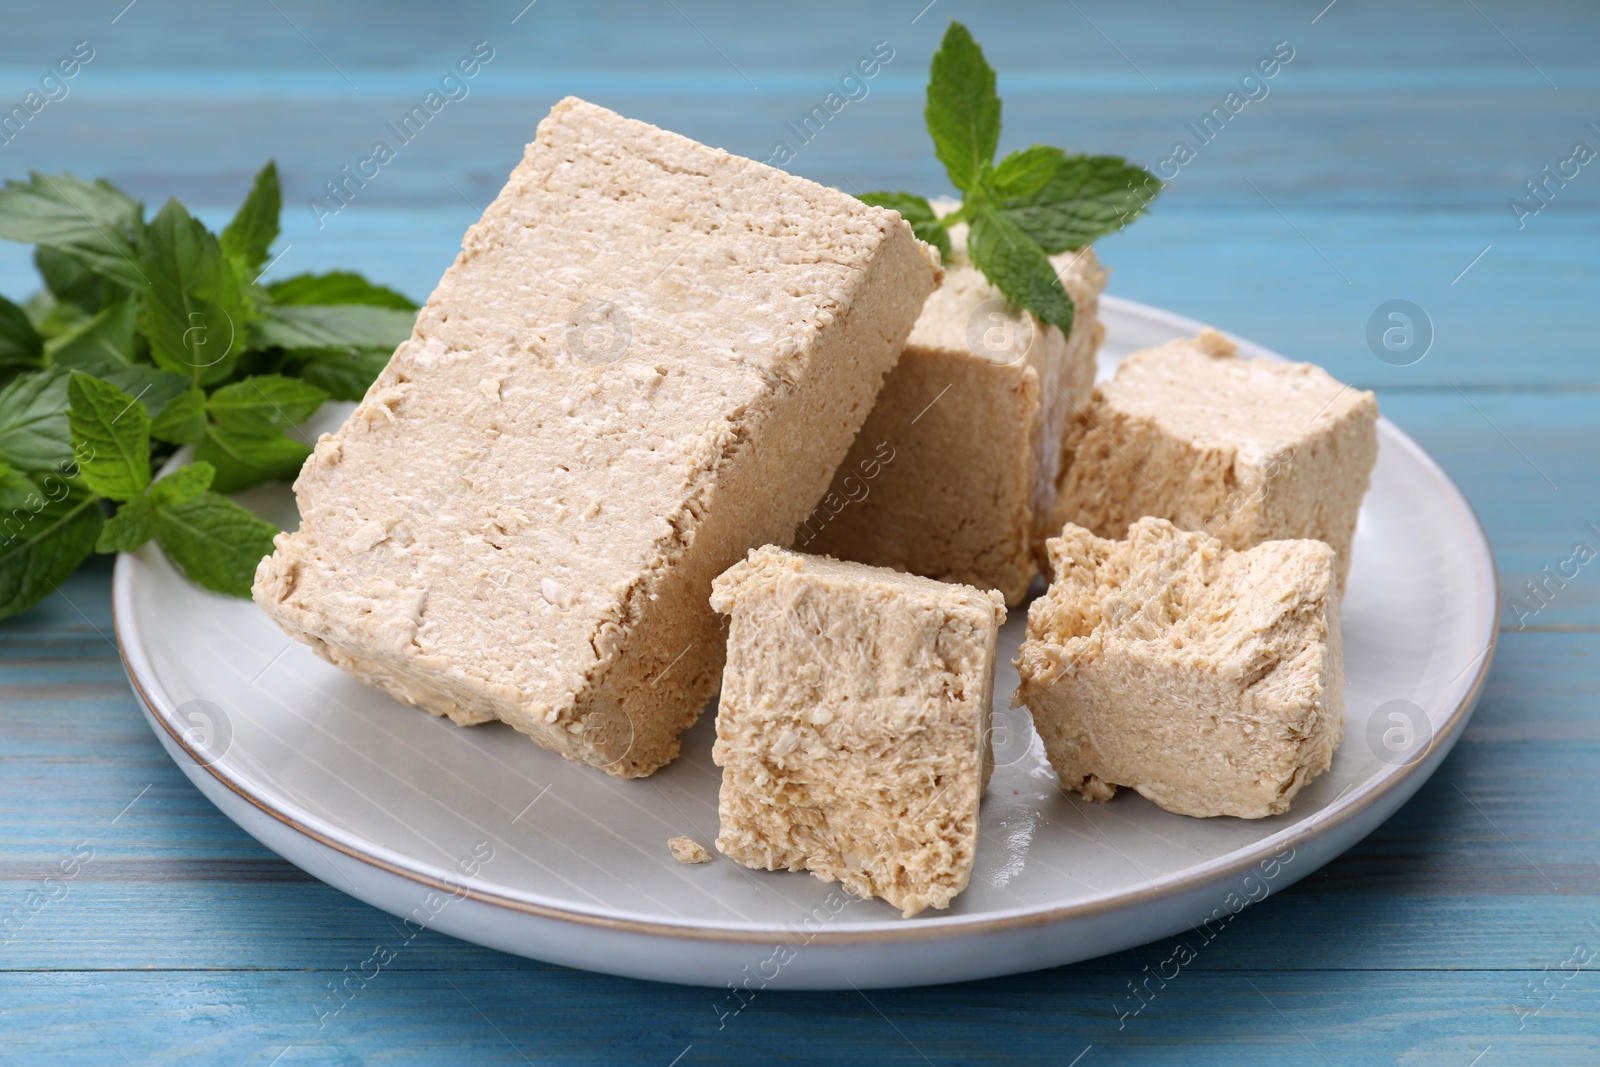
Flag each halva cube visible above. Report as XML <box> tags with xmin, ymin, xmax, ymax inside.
<box><xmin>1015</xmin><ymin>517</ymin><xmax>1343</xmax><ymax>819</ymax></box>
<box><xmin>253</xmin><ymin>98</ymin><xmax>940</xmax><ymax>778</ymax></box>
<box><xmin>1050</xmin><ymin>328</ymin><xmax>1377</xmax><ymax>590</ymax></box>
<box><xmin>806</xmin><ymin>224</ymin><xmax>1105</xmax><ymax>605</ymax></box>
<box><xmin>709</xmin><ymin>545</ymin><xmax>1005</xmax><ymax>916</ymax></box>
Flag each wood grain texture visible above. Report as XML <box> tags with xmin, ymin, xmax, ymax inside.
<box><xmin>1</xmin><ymin>0</ymin><xmax>1598</xmax><ymax>1063</ymax></box>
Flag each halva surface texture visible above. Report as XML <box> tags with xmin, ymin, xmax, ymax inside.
<box><xmin>709</xmin><ymin>545</ymin><xmax>1005</xmax><ymax>916</ymax></box>
<box><xmin>807</xmin><ymin>219</ymin><xmax>1106</xmax><ymax>606</ymax></box>
<box><xmin>1014</xmin><ymin>517</ymin><xmax>1343</xmax><ymax>819</ymax></box>
<box><xmin>253</xmin><ymin>97</ymin><xmax>940</xmax><ymax>778</ymax></box>
<box><xmin>1051</xmin><ymin>328</ymin><xmax>1377</xmax><ymax>590</ymax></box>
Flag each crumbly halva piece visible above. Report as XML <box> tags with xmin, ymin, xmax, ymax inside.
<box><xmin>1050</xmin><ymin>328</ymin><xmax>1377</xmax><ymax>591</ymax></box>
<box><xmin>709</xmin><ymin>545</ymin><xmax>1005</xmax><ymax>917</ymax></box>
<box><xmin>806</xmin><ymin>216</ymin><xmax>1106</xmax><ymax>605</ymax></box>
<box><xmin>1014</xmin><ymin>517</ymin><xmax>1343</xmax><ymax>819</ymax></box>
<box><xmin>667</xmin><ymin>836</ymin><xmax>711</xmax><ymax>864</ymax></box>
<box><xmin>253</xmin><ymin>97</ymin><xmax>940</xmax><ymax>778</ymax></box>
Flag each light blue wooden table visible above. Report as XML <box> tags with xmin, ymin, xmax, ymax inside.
<box><xmin>3</xmin><ymin>1</ymin><xmax>1598</xmax><ymax>1063</ymax></box>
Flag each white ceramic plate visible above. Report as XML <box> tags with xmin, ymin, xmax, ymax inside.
<box><xmin>114</xmin><ymin>295</ymin><xmax>1497</xmax><ymax>990</ymax></box>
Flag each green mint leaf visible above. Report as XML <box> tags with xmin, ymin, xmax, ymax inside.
<box><xmin>287</xmin><ymin>347</ymin><xmax>391</xmax><ymax>401</ymax></box>
<box><xmin>0</xmin><ymin>293</ymin><xmax>44</xmax><ymax>377</ymax></box>
<box><xmin>0</xmin><ymin>474</ymin><xmax>103</xmax><ymax>620</ymax></box>
<box><xmin>35</xmin><ymin>245</ymin><xmax>116</xmax><ymax>311</ymax></box>
<box><xmin>149</xmin><ymin>385</ymin><xmax>206</xmax><ymax>445</ymax></box>
<box><xmin>94</xmin><ymin>364</ymin><xmax>193</xmax><ymax>422</ymax></box>
<box><xmin>43</xmin><ymin>295</ymin><xmax>140</xmax><ymax>370</ymax></box>
<box><xmin>22</xmin><ymin>291</ymin><xmax>56</xmax><ymax>331</ymax></box>
<box><xmin>149</xmin><ymin>460</ymin><xmax>214</xmax><ymax>506</ymax></box>
<box><xmin>0</xmin><ymin>369</ymin><xmax>72</xmax><ymax>475</ymax></box>
<box><xmin>220</xmin><ymin>161</ymin><xmax>282</xmax><ymax>276</ymax></box>
<box><xmin>0</xmin><ymin>461</ymin><xmax>36</xmax><ymax>516</ymax></box>
<box><xmin>967</xmin><ymin>207</ymin><xmax>1075</xmax><ymax>338</ymax></box>
<box><xmin>194</xmin><ymin>423</ymin><xmax>311</xmax><ymax>494</ymax></box>
<box><xmin>998</xmin><ymin>155</ymin><xmax>1162</xmax><ymax>253</ymax></box>
<box><xmin>267</xmin><ymin>271</ymin><xmax>417</xmax><ymax>311</ymax></box>
<box><xmin>206</xmin><ymin>374</ymin><xmax>327</xmax><ymax>435</ymax></box>
<box><xmin>153</xmin><ymin>490</ymin><xmax>278</xmax><ymax>597</ymax></box>
<box><xmin>95</xmin><ymin>494</ymin><xmax>156</xmax><ymax>553</ymax></box>
<box><xmin>990</xmin><ymin>145</ymin><xmax>1065</xmax><ymax>199</ymax></box>
<box><xmin>139</xmin><ymin>198</ymin><xmax>252</xmax><ymax>386</ymax></box>
<box><xmin>66</xmin><ymin>371</ymin><xmax>151</xmax><ymax>500</ymax></box>
<box><xmin>0</xmin><ymin>173</ymin><xmax>146</xmax><ymax>288</ymax></box>
<box><xmin>925</xmin><ymin>21</ymin><xmax>1001</xmax><ymax>193</ymax></box>
<box><xmin>251</xmin><ymin>303</ymin><xmax>415</xmax><ymax>352</ymax></box>
<box><xmin>858</xmin><ymin>191</ymin><xmax>953</xmax><ymax>264</ymax></box>
<box><xmin>0</xmin><ymin>462</ymin><xmax>33</xmax><ymax>516</ymax></box>
<box><xmin>27</xmin><ymin>294</ymin><xmax>90</xmax><ymax>343</ymax></box>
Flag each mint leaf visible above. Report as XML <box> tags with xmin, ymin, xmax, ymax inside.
<box><xmin>288</xmin><ymin>347</ymin><xmax>390</xmax><ymax>402</ymax></box>
<box><xmin>0</xmin><ymin>369</ymin><xmax>72</xmax><ymax>475</ymax></box>
<box><xmin>968</xmin><ymin>208</ymin><xmax>1075</xmax><ymax>337</ymax></box>
<box><xmin>66</xmin><ymin>371</ymin><xmax>150</xmax><ymax>500</ymax></box>
<box><xmin>999</xmin><ymin>155</ymin><xmax>1162</xmax><ymax>254</ymax></box>
<box><xmin>194</xmin><ymin>424</ymin><xmax>311</xmax><ymax>493</ymax></box>
<box><xmin>149</xmin><ymin>386</ymin><xmax>206</xmax><ymax>445</ymax></box>
<box><xmin>220</xmin><ymin>161</ymin><xmax>281</xmax><ymax>275</ymax></box>
<box><xmin>96</xmin><ymin>364</ymin><xmax>193</xmax><ymax>422</ymax></box>
<box><xmin>0</xmin><ymin>293</ymin><xmax>43</xmax><ymax>377</ymax></box>
<box><xmin>207</xmin><ymin>374</ymin><xmax>327</xmax><ymax>435</ymax></box>
<box><xmin>153</xmin><ymin>491</ymin><xmax>278</xmax><ymax>597</ymax></box>
<box><xmin>925</xmin><ymin>21</ymin><xmax>1000</xmax><ymax>193</ymax></box>
<box><xmin>46</xmin><ymin>318</ymin><xmax>197</xmax><ymax>441</ymax></box>
<box><xmin>43</xmin><ymin>296</ymin><xmax>140</xmax><ymax>370</ymax></box>
<box><xmin>139</xmin><ymin>198</ymin><xmax>252</xmax><ymax>386</ymax></box>
<box><xmin>0</xmin><ymin>474</ymin><xmax>103</xmax><ymax>619</ymax></box>
<box><xmin>267</xmin><ymin>271</ymin><xmax>417</xmax><ymax>310</ymax></box>
<box><xmin>990</xmin><ymin>145</ymin><xmax>1064</xmax><ymax>199</ymax></box>
<box><xmin>149</xmin><ymin>461</ymin><xmax>214</xmax><ymax>506</ymax></box>
<box><xmin>95</xmin><ymin>494</ymin><xmax>155</xmax><ymax>553</ymax></box>
<box><xmin>252</xmin><ymin>303</ymin><xmax>415</xmax><ymax>351</ymax></box>
<box><xmin>0</xmin><ymin>462</ymin><xmax>35</xmax><ymax>520</ymax></box>
<box><xmin>858</xmin><ymin>191</ymin><xmax>953</xmax><ymax>263</ymax></box>
<box><xmin>35</xmin><ymin>245</ymin><xmax>115</xmax><ymax>311</ymax></box>
<box><xmin>0</xmin><ymin>173</ymin><xmax>146</xmax><ymax>288</ymax></box>
<box><xmin>28</xmin><ymin>295</ymin><xmax>90</xmax><ymax>342</ymax></box>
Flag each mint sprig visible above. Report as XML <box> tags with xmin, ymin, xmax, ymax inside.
<box><xmin>0</xmin><ymin>160</ymin><xmax>420</xmax><ymax>619</ymax></box>
<box><xmin>861</xmin><ymin>20</ymin><xmax>1162</xmax><ymax>338</ymax></box>
<box><xmin>64</xmin><ymin>373</ymin><xmax>278</xmax><ymax>595</ymax></box>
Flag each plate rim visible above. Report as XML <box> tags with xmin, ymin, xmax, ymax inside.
<box><xmin>113</xmin><ymin>293</ymin><xmax>1500</xmax><ymax>947</ymax></box>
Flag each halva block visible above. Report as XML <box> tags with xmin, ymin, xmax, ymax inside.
<box><xmin>253</xmin><ymin>97</ymin><xmax>940</xmax><ymax>778</ymax></box>
<box><xmin>1014</xmin><ymin>517</ymin><xmax>1343</xmax><ymax>819</ymax></box>
<box><xmin>709</xmin><ymin>545</ymin><xmax>1005</xmax><ymax>916</ymax></box>
<box><xmin>1050</xmin><ymin>328</ymin><xmax>1377</xmax><ymax>590</ymax></box>
<box><xmin>807</xmin><ymin>221</ymin><xmax>1106</xmax><ymax>605</ymax></box>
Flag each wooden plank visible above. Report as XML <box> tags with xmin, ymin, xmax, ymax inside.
<box><xmin>1377</xmin><ymin>394</ymin><xmax>1600</xmax><ymax>629</ymax></box>
<box><xmin>0</xmin><ymin>969</ymin><xmax>1593</xmax><ymax>1065</ymax></box>
<box><xmin>0</xmin><ymin>0</ymin><xmax>1594</xmax><ymax>219</ymax></box>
